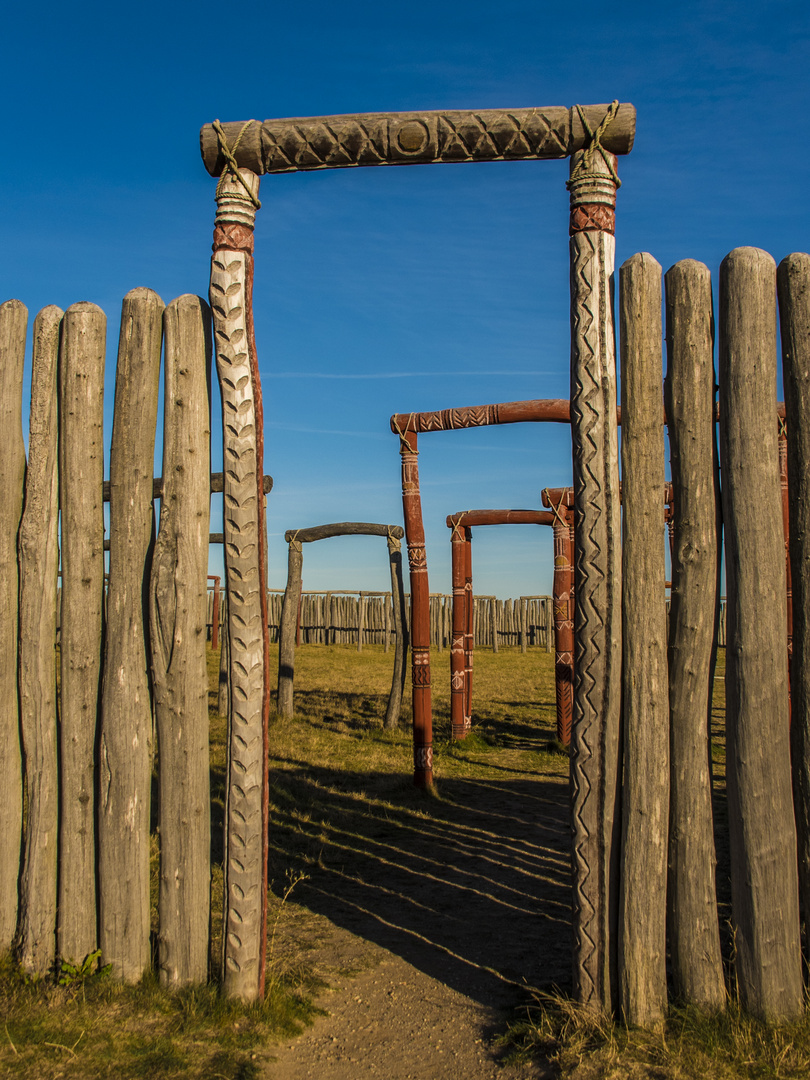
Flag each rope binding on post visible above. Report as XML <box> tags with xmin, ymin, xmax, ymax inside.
<box><xmin>392</xmin><ymin>413</ymin><xmax>418</xmax><ymax>454</ymax></box>
<box><xmin>566</xmin><ymin>100</ymin><xmax>621</xmax><ymax>190</ymax></box>
<box><xmin>213</xmin><ymin>119</ymin><xmax>262</xmax><ymax>208</ymax></box>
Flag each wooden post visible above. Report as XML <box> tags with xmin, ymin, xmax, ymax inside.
<box><xmin>464</xmin><ymin>536</ymin><xmax>473</xmax><ymax>732</ymax></box>
<box><xmin>0</xmin><ymin>300</ymin><xmax>26</xmax><ymax>951</ymax></box>
<box><xmin>719</xmin><ymin>247</ymin><xmax>803</xmax><ymax>1020</ymax></box>
<box><xmin>149</xmin><ymin>295</ymin><xmax>211</xmax><ymax>986</ymax></box>
<box><xmin>568</xmin><ymin>140</ymin><xmax>622</xmax><ymax>1012</ymax></box>
<box><xmin>546</xmin><ymin>492</ymin><xmax>575</xmax><ymax>747</ymax></box>
<box><xmin>490</xmin><ymin>598</ymin><xmax>499</xmax><ymax>654</ymax></box>
<box><xmin>210</xmin><ymin>150</ymin><xmax>270</xmax><ymax>1001</ymax></box>
<box><xmin>277</xmin><ymin>539</ymin><xmax>303</xmax><ymax>718</ymax></box>
<box><xmin>385</xmin><ymin>535</ymin><xmax>408</xmax><ymax>730</ymax></box>
<box><xmin>778</xmin><ymin>251</ymin><xmax>810</xmax><ymax>964</ymax></box>
<box><xmin>58</xmin><ymin>301</ymin><xmax>106</xmax><ymax>964</ymax></box>
<box><xmin>210</xmin><ymin>575</ymin><xmax>221</xmax><ymax>651</ymax></box>
<box><xmin>398</xmin><ymin>429</ymin><xmax>433</xmax><ymax>786</ymax></box>
<box><xmin>664</xmin><ymin>259</ymin><xmax>724</xmax><ymax>1010</ymax></box>
<box><xmin>99</xmin><ymin>288</ymin><xmax>163</xmax><ymax>982</ymax></box>
<box><xmin>357</xmin><ymin>593</ymin><xmax>365</xmax><ymax>652</ymax></box>
<box><xmin>17</xmin><ymin>306</ymin><xmax>62</xmax><ymax>973</ymax></box>
<box><xmin>618</xmin><ymin>253</ymin><xmax>669</xmax><ymax>1027</ymax></box>
<box><xmin>779</xmin><ymin>424</ymin><xmax>792</xmax><ymax>687</ymax></box>
<box><xmin>450</xmin><ymin>522</ymin><xmax>468</xmax><ymax>739</ymax></box>
<box><xmin>218</xmin><ymin>592</ymin><xmax>230</xmax><ymax>717</ymax></box>
<box><xmin>519</xmin><ymin>597</ymin><xmax>527</xmax><ymax>654</ymax></box>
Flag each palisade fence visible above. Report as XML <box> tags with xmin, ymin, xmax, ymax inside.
<box><xmin>204</xmin><ymin>588</ymin><xmax>729</xmax><ymax>650</ymax></box>
<box><xmin>206</xmin><ymin>589</ymin><xmax>560</xmax><ymax>651</ymax></box>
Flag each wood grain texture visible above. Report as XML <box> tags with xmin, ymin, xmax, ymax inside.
<box><xmin>664</xmin><ymin>260</ymin><xmax>724</xmax><ymax>1010</ymax></box>
<box><xmin>218</xmin><ymin>592</ymin><xmax>230</xmax><ymax>718</ymax></box>
<box><xmin>618</xmin><ymin>253</ymin><xmax>669</xmax><ymax>1027</ymax></box>
<box><xmin>0</xmin><ymin>300</ymin><xmax>27</xmax><ymax>950</ymax></box>
<box><xmin>201</xmin><ymin>104</ymin><xmax>636</xmax><ymax>176</ymax></box>
<box><xmin>211</xmin><ymin>168</ymin><xmax>269</xmax><ymax>1000</ymax></box>
<box><xmin>277</xmin><ymin>541</ymin><xmax>303</xmax><ymax>718</ymax></box>
<box><xmin>98</xmin><ymin>288</ymin><xmax>163</xmax><ymax>981</ymax></box>
<box><xmin>719</xmin><ymin>247</ymin><xmax>803</xmax><ymax>1020</ymax></box>
<box><xmin>58</xmin><ymin>301</ymin><xmax>106</xmax><ymax>964</ymax></box>
<box><xmin>149</xmin><ymin>295</ymin><xmax>212</xmax><ymax>986</ymax></box>
<box><xmin>17</xmin><ymin>306</ymin><xmax>62</xmax><ymax>973</ymax></box>
<box><xmin>284</xmin><ymin>522</ymin><xmax>404</xmax><ymax>543</ymax></box>
<box><xmin>778</xmin><ymin>251</ymin><xmax>810</xmax><ymax>954</ymax></box>
<box><xmin>567</xmin><ymin>150</ymin><xmax>622</xmax><ymax>1013</ymax></box>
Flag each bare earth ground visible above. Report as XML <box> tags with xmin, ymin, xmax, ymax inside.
<box><xmin>259</xmin><ymin>752</ymin><xmax>569</xmax><ymax>1079</ymax></box>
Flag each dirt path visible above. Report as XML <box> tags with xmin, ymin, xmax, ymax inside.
<box><xmin>261</xmin><ymin>760</ymin><xmax>569</xmax><ymax>1079</ymax></box>
<box><xmin>262</xmin><ymin>918</ymin><xmax>547</xmax><ymax>1080</ymax></box>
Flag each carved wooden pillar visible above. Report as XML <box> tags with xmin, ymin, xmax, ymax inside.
<box><xmin>398</xmin><ymin>429</ymin><xmax>433</xmax><ymax>785</ymax></box>
<box><xmin>450</xmin><ymin>522</ymin><xmax>468</xmax><ymax>740</ymax></box>
<box><xmin>209</xmin><ymin>143</ymin><xmax>270</xmax><ymax>1000</ymax></box>
<box><xmin>567</xmin><ymin>141</ymin><xmax>622</xmax><ymax>1012</ymax></box>
<box><xmin>550</xmin><ymin>501</ymin><xmax>575</xmax><ymax>747</ymax></box>
<box><xmin>463</xmin><ymin>532</ymin><xmax>473</xmax><ymax>735</ymax></box>
<box><xmin>385</xmin><ymin>534</ymin><xmax>408</xmax><ymax>730</ymax></box>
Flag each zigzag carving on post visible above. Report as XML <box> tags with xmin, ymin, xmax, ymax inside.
<box><xmin>201</xmin><ymin>105</ymin><xmax>636</xmax><ymax>177</ymax></box>
<box><xmin>568</xmin><ymin>147</ymin><xmax>621</xmax><ymax>1013</ymax></box>
<box><xmin>210</xmin><ymin>168</ymin><xmax>268</xmax><ymax>1001</ymax></box>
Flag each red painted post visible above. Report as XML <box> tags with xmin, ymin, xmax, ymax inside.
<box><xmin>464</xmin><ymin>532</ymin><xmax>473</xmax><ymax>735</ymax></box>
<box><xmin>542</xmin><ymin>488</ymin><xmax>576</xmax><ymax>746</ymax></box>
<box><xmin>450</xmin><ymin>522</ymin><xmax>468</xmax><ymax>739</ymax></box>
<box><xmin>398</xmin><ymin>428</ymin><xmax>433</xmax><ymax>786</ymax></box>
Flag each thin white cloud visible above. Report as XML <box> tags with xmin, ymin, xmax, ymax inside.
<box><xmin>264</xmin><ymin>370</ymin><xmax>556</xmax><ymax>380</ymax></box>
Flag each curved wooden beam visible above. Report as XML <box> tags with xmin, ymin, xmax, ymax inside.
<box><xmin>284</xmin><ymin>522</ymin><xmax>404</xmax><ymax>543</ymax></box>
<box><xmin>201</xmin><ymin>105</ymin><xmax>636</xmax><ymax>177</ymax></box>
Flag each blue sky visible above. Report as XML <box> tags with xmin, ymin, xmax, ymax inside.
<box><xmin>2</xmin><ymin>1</ymin><xmax>807</xmax><ymax>598</ymax></box>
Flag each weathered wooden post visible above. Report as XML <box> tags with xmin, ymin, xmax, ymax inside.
<box><xmin>664</xmin><ymin>259</ymin><xmax>724</xmax><ymax>1010</ymax></box>
<box><xmin>17</xmin><ymin>306</ymin><xmax>62</xmax><ymax>973</ymax></box>
<box><xmin>210</xmin><ymin>574</ymin><xmax>221</xmax><ymax>651</ymax></box>
<box><xmin>99</xmin><ymin>288</ymin><xmax>164</xmax><ymax>982</ymax></box>
<box><xmin>149</xmin><ymin>295</ymin><xmax>212</xmax><ymax>986</ymax></box>
<box><xmin>618</xmin><ymin>253</ymin><xmax>669</xmax><ymax>1027</ymax></box>
<box><xmin>218</xmin><ymin>592</ymin><xmax>230</xmax><ymax>717</ymax></box>
<box><xmin>778</xmin><ymin>251</ymin><xmax>810</xmax><ymax>959</ymax></box>
<box><xmin>207</xmin><ymin>125</ymin><xmax>271</xmax><ymax>1000</ymax></box>
<box><xmin>278</xmin><ymin>538</ymin><xmax>304</xmax><ymax>718</ymax></box>
<box><xmin>385</xmin><ymin>532</ymin><xmax>409</xmax><ymax>730</ymax></box>
<box><xmin>59</xmin><ymin>301</ymin><xmax>106</xmax><ymax>963</ymax></box>
<box><xmin>781</xmin><ymin>416</ymin><xmax>794</xmax><ymax>678</ymax></box>
<box><xmin>0</xmin><ymin>300</ymin><xmax>27</xmax><ymax>951</ymax></box>
<box><xmin>719</xmin><ymin>247</ymin><xmax>803</xmax><ymax>1020</ymax></box>
<box><xmin>567</xmin><ymin>111</ymin><xmax>623</xmax><ymax>1012</ymax></box>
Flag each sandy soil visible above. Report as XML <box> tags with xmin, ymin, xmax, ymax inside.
<box><xmin>260</xmin><ymin>764</ymin><xmax>569</xmax><ymax>1079</ymax></box>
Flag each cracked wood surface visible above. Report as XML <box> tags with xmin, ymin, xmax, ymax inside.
<box><xmin>149</xmin><ymin>295</ymin><xmax>212</xmax><ymax>986</ymax></box>
<box><xmin>58</xmin><ymin>302</ymin><xmax>106</xmax><ymax>964</ymax></box>
<box><xmin>99</xmin><ymin>288</ymin><xmax>164</xmax><ymax>982</ymax></box>
<box><xmin>17</xmin><ymin>307</ymin><xmax>62</xmax><ymax>974</ymax></box>
<box><xmin>0</xmin><ymin>300</ymin><xmax>27</xmax><ymax>950</ymax></box>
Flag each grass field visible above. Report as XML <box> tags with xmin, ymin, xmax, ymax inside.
<box><xmin>1</xmin><ymin>642</ymin><xmax>809</xmax><ymax>1079</ymax></box>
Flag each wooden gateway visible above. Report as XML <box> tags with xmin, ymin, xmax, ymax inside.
<box><xmin>276</xmin><ymin>523</ymin><xmax>408</xmax><ymax>729</ymax></box>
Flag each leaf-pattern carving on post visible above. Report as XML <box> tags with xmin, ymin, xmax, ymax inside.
<box><xmin>210</xmin><ymin>167</ymin><xmax>267</xmax><ymax>1000</ymax></box>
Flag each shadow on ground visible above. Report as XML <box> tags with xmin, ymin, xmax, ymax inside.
<box><xmin>266</xmin><ymin>759</ymin><xmax>571</xmax><ymax>1011</ymax></box>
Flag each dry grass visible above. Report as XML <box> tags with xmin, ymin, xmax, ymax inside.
<box><xmin>3</xmin><ymin>641</ymin><xmax>808</xmax><ymax>1079</ymax></box>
